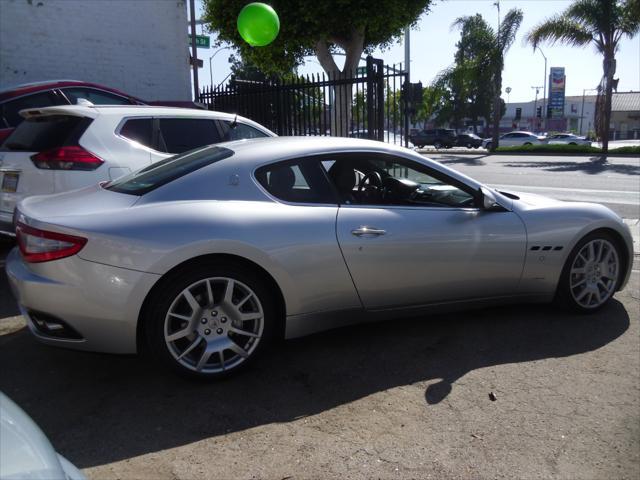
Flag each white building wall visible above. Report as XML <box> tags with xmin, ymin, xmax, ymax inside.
<box><xmin>0</xmin><ymin>0</ymin><xmax>191</xmax><ymax>101</ymax></box>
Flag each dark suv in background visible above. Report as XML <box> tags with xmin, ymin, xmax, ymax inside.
<box><xmin>409</xmin><ymin>128</ymin><xmax>457</xmax><ymax>148</ymax></box>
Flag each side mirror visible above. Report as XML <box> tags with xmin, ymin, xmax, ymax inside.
<box><xmin>480</xmin><ymin>187</ymin><xmax>502</xmax><ymax>211</ymax></box>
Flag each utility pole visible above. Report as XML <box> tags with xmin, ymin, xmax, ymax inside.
<box><xmin>531</xmin><ymin>86</ymin><xmax>542</xmax><ymax>132</ymax></box>
<box><xmin>536</xmin><ymin>47</ymin><xmax>548</xmax><ymax>131</ymax></box>
<box><xmin>404</xmin><ymin>27</ymin><xmax>410</xmax><ymax>82</ymax></box>
<box><xmin>189</xmin><ymin>0</ymin><xmax>199</xmax><ymax>101</ymax></box>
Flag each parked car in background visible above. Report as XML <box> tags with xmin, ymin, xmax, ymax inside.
<box><xmin>456</xmin><ymin>132</ymin><xmax>483</xmax><ymax>149</ymax></box>
<box><xmin>349</xmin><ymin>129</ymin><xmax>413</xmax><ymax>148</ymax></box>
<box><xmin>0</xmin><ymin>105</ymin><xmax>275</xmax><ymax>236</ymax></box>
<box><xmin>6</xmin><ymin>137</ymin><xmax>632</xmax><ymax>379</ymax></box>
<box><xmin>545</xmin><ymin>133</ymin><xmax>592</xmax><ymax>146</ymax></box>
<box><xmin>482</xmin><ymin>131</ymin><xmax>544</xmax><ymax>150</ymax></box>
<box><xmin>409</xmin><ymin>128</ymin><xmax>457</xmax><ymax>149</ymax></box>
<box><xmin>0</xmin><ymin>80</ymin><xmax>147</xmax><ymax>144</ymax></box>
<box><xmin>1</xmin><ymin>391</ymin><xmax>85</xmax><ymax>480</ymax></box>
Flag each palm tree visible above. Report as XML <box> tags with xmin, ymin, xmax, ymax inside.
<box><xmin>452</xmin><ymin>9</ymin><xmax>524</xmax><ymax>150</ymax></box>
<box><xmin>526</xmin><ymin>0</ymin><xmax>640</xmax><ymax>153</ymax></box>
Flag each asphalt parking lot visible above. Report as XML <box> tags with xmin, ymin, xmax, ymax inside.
<box><xmin>1</xmin><ymin>236</ymin><xmax>638</xmax><ymax>480</ymax></box>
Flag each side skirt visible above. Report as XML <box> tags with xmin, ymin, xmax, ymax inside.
<box><xmin>284</xmin><ymin>294</ymin><xmax>554</xmax><ymax>339</ymax></box>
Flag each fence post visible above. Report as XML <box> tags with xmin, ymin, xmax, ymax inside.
<box><xmin>366</xmin><ymin>56</ymin><xmax>375</xmax><ymax>140</ymax></box>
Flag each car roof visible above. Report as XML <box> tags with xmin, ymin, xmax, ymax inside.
<box><xmin>0</xmin><ymin>80</ymin><xmax>143</xmax><ymax>102</ymax></box>
<box><xmin>19</xmin><ymin>104</ymin><xmax>245</xmax><ymax>122</ymax></box>
<box><xmin>205</xmin><ymin>136</ymin><xmax>428</xmax><ymax>168</ymax></box>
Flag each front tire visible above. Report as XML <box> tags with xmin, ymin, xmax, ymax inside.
<box><xmin>555</xmin><ymin>232</ymin><xmax>622</xmax><ymax>312</ymax></box>
<box><xmin>143</xmin><ymin>261</ymin><xmax>275</xmax><ymax>379</ymax></box>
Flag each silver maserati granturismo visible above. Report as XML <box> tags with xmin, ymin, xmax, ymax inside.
<box><xmin>6</xmin><ymin>137</ymin><xmax>633</xmax><ymax>378</ymax></box>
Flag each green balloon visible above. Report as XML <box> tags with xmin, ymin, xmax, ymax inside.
<box><xmin>237</xmin><ymin>3</ymin><xmax>280</xmax><ymax>47</ymax></box>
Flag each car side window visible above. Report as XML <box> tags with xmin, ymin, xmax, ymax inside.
<box><xmin>0</xmin><ymin>91</ymin><xmax>65</xmax><ymax>128</ymax></box>
<box><xmin>322</xmin><ymin>154</ymin><xmax>477</xmax><ymax>208</ymax></box>
<box><xmin>119</xmin><ymin>118</ymin><xmax>154</xmax><ymax>148</ymax></box>
<box><xmin>218</xmin><ymin>121</ymin><xmax>269</xmax><ymax>141</ymax></box>
<box><xmin>61</xmin><ymin>88</ymin><xmax>133</xmax><ymax>105</ymax></box>
<box><xmin>255</xmin><ymin>158</ymin><xmax>337</xmax><ymax>204</ymax></box>
<box><xmin>157</xmin><ymin>118</ymin><xmax>222</xmax><ymax>154</ymax></box>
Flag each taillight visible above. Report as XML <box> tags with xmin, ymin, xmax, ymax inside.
<box><xmin>16</xmin><ymin>222</ymin><xmax>87</xmax><ymax>263</ymax></box>
<box><xmin>31</xmin><ymin>146</ymin><xmax>103</xmax><ymax>171</ymax></box>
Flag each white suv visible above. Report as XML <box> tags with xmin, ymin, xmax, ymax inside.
<box><xmin>0</xmin><ymin>105</ymin><xmax>275</xmax><ymax>235</ymax></box>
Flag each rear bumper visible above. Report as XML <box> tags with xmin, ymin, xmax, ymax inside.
<box><xmin>5</xmin><ymin>248</ymin><xmax>161</xmax><ymax>354</ymax></box>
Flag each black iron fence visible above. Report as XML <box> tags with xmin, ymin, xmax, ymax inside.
<box><xmin>198</xmin><ymin>56</ymin><xmax>411</xmax><ymax>147</ymax></box>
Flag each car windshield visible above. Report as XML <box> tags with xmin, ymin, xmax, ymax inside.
<box><xmin>105</xmin><ymin>146</ymin><xmax>233</xmax><ymax>195</ymax></box>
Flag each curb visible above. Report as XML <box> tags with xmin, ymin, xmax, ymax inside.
<box><xmin>416</xmin><ymin>148</ymin><xmax>639</xmax><ymax>158</ymax></box>
<box><xmin>623</xmin><ymin>219</ymin><xmax>640</xmax><ymax>255</ymax></box>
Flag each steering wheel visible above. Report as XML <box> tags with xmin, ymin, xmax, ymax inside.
<box><xmin>358</xmin><ymin>171</ymin><xmax>383</xmax><ymax>194</ymax></box>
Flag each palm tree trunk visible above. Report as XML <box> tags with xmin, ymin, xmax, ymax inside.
<box><xmin>491</xmin><ymin>69</ymin><xmax>502</xmax><ymax>151</ymax></box>
<box><xmin>602</xmin><ymin>54</ymin><xmax>615</xmax><ymax>154</ymax></box>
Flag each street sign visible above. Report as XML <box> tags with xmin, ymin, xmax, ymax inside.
<box><xmin>188</xmin><ymin>34</ymin><xmax>210</xmax><ymax>49</ymax></box>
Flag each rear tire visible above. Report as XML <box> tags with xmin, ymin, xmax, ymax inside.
<box><xmin>555</xmin><ymin>232</ymin><xmax>622</xmax><ymax>313</ymax></box>
<box><xmin>143</xmin><ymin>261</ymin><xmax>276</xmax><ymax>379</ymax></box>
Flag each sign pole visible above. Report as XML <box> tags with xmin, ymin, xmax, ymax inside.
<box><xmin>189</xmin><ymin>0</ymin><xmax>199</xmax><ymax>101</ymax></box>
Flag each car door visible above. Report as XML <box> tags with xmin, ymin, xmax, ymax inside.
<box><xmin>330</xmin><ymin>153</ymin><xmax>527</xmax><ymax>309</ymax></box>
<box><xmin>501</xmin><ymin>133</ymin><xmax>517</xmax><ymax>146</ymax></box>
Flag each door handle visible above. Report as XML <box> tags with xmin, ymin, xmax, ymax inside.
<box><xmin>351</xmin><ymin>226</ymin><xmax>386</xmax><ymax>237</ymax></box>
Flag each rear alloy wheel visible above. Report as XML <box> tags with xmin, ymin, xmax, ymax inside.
<box><xmin>556</xmin><ymin>233</ymin><xmax>621</xmax><ymax>312</ymax></box>
<box><xmin>145</xmin><ymin>263</ymin><xmax>274</xmax><ymax>378</ymax></box>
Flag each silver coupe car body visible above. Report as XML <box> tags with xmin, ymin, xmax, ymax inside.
<box><xmin>6</xmin><ymin>137</ymin><xmax>633</xmax><ymax>375</ymax></box>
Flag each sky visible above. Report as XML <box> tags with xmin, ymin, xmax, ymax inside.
<box><xmin>195</xmin><ymin>0</ymin><xmax>640</xmax><ymax>103</ymax></box>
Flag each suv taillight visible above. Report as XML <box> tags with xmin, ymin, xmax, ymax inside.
<box><xmin>31</xmin><ymin>146</ymin><xmax>103</xmax><ymax>171</ymax></box>
<box><xmin>16</xmin><ymin>222</ymin><xmax>87</xmax><ymax>263</ymax></box>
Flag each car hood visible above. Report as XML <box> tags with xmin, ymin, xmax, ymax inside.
<box><xmin>0</xmin><ymin>391</ymin><xmax>85</xmax><ymax>480</ymax></box>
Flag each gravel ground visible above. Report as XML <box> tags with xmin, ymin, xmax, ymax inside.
<box><xmin>1</xmin><ymin>242</ymin><xmax>638</xmax><ymax>480</ymax></box>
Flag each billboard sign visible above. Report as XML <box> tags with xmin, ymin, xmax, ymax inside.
<box><xmin>548</xmin><ymin>67</ymin><xmax>566</xmax><ymax>118</ymax></box>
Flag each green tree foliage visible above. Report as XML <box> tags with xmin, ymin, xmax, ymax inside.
<box><xmin>426</xmin><ymin>11</ymin><xmax>518</xmax><ymax>138</ymax></box>
<box><xmin>527</xmin><ymin>0</ymin><xmax>639</xmax><ymax>153</ymax></box>
<box><xmin>203</xmin><ymin>1</ymin><xmax>433</xmax><ymax>76</ymax></box>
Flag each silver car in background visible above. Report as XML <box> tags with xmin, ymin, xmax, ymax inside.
<box><xmin>6</xmin><ymin>137</ymin><xmax>633</xmax><ymax>379</ymax></box>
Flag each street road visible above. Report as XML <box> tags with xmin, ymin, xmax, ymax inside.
<box><xmin>426</xmin><ymin>153</ymin><xmax>640</xmax><ymax>219</ymax></box>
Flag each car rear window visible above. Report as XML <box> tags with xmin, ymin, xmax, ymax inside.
<box><xmin>0</xmin><ymin>115</ymin><xmax>91</xmax><ymax>152</ymax></box>
<box><xmin>105</xmin><ymin>145</ymin><xmax>233</xmax><ymax>195</ymax></box>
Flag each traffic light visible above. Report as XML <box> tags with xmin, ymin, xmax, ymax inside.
<box><xmin>536</xmin><ymin>106</ymin><xmax>542</xmax><ymax>118</ymax></box>
<box><xmin>515</xmin><ymin>107</ymin><xmax>522</xmax><ymax>120</ymax></box>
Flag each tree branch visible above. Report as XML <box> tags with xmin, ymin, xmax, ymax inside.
<box><xmin>314</xmin><ymin>40</ymin><xmax>340</xmax><ymax>74</ymax></box>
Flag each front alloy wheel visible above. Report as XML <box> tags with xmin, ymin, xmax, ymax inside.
<box><xmin>568</xmin><ymin>239</ymin><xmax>619</xmax><ymax>309</ymax></box>
<box><xmin>557</xmin><ymin>233</ymin><xmax>622</xmax><ymax>312</ymax></box>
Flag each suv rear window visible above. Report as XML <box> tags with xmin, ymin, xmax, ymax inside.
<box><xmin>0</xmin><ymin>115</ymin><xmax>90</xmax><ymax>152</ymax></box>
<box><xmin>105</xmin><ymin>146</ymin><xmax>233</xmax><ymax>195</ymax></box>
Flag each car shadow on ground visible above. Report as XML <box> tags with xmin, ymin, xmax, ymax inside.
<box><xmin>0</xmin><ymin>300</ymin><xmax>629</xmax><ymax>469</ymax></box>
<box><xmin>433</xmin><ymin>155</ymin><xmax>489</xmax><ymax>166</ymax></box>
<box><xmin>500</xmin><ymin>157</ymin><xmax>640</xmax><ymax>176</ymax></box>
